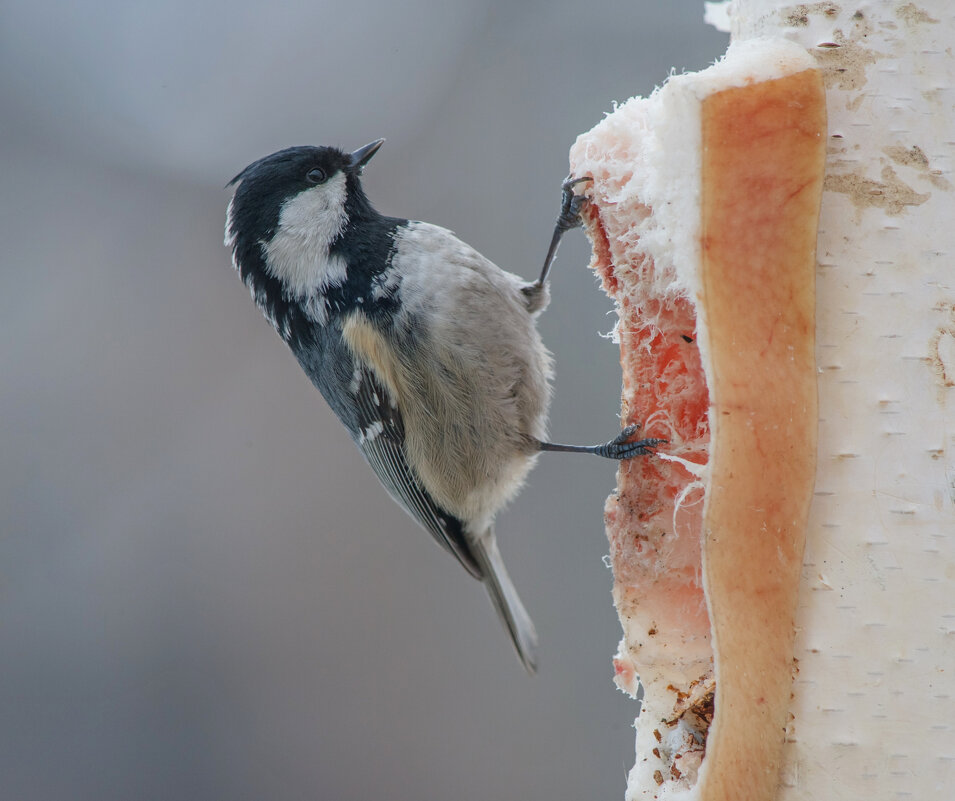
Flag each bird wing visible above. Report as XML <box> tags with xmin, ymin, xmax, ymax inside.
<box><xmin>351</xmin><ymin>363</ymin><xmax>484</xmax><ymax>580</ymax></box>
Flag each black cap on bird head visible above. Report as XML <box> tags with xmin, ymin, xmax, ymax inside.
<box><xmin>228</xmin><ymin>138</ymin><xmax>385</xmax><ymax>188</ymax></box>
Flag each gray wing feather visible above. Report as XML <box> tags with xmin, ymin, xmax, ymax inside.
<box><xmin>352</xmin><ymin>364</ymin><xmax>483</xmax><ymax>580</ymax></box>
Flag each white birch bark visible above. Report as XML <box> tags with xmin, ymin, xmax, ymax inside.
<box><xmin>713</xmin><ymin>1</ymin><xmax>955</xmax><ymax>797</ymax></box>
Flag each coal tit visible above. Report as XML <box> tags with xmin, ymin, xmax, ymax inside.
<box><xmin>224</xmin><ymin>140</ymin><xmax>661</xmax><ymax>672</ymax></box>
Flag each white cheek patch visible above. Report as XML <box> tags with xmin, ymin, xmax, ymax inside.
<box><xmin>262</xmin><ymin>172</ymin><xmax>350</xmax><ymax>300</ymax></box>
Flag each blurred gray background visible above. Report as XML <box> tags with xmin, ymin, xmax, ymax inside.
<box><xmin>0</xmin><ymin>2</ymin><xmax>725</xmax><ymax>799</ymax></box>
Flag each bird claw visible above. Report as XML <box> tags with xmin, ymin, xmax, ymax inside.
<box><xmin>556</xmin><ymin>175</ymin><xmax>592</xmax><ymax>233</ymax></box>
<box><xmin>535</xmin><ymin>175</ymin><xmax>594</xmax><ymax>288</ymax></box>
<box><xmin>596</xmin><ymin>424</ymin><xmax>667</xmax><ymax>460</ymax></box>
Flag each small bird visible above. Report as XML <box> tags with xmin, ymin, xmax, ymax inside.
<box><xmin>224</xmin><ymin>140</ymin><xmax>662</xmax><ymax>672</ymax></box>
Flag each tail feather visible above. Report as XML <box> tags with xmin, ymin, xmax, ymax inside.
<box><xmin>470</xmin><ymin>531</ymin><xmax>538</xmax><ymax>674</ymax></box>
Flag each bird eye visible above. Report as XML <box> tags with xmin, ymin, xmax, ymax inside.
<box><xmin>306</xmin><ymin>167</ymin><xmax>327</xmax><ymax>184</ymax></box>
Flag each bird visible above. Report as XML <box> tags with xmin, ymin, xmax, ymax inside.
<box><xmin>224</xmin><ymin>139</ymin><xmax>662</xmax><ymax>672</ymax></box>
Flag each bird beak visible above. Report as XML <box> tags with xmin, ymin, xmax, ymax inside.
<box><xmin>349</xmin><ymin>139</ymin><xmax>385</xmax><ymax>171</ymax></box>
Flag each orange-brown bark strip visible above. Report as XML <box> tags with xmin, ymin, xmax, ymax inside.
<box><xmin>697</xmin><ymin>68</ymin><xmax>825</xmax><ymax>801</ymax></box>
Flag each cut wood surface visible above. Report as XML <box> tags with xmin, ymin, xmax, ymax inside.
<box><xmin>570</xmin><ymin>38</ymin><xmax>826</xmax><ymax>800</ymax></box>
<box><xmin>573</xmin><ymin>1</ymin><xmax>955</xmax><ymax>797</ymax></box>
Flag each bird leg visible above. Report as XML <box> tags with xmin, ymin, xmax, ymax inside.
<box><xmin>538</xmin><ymin>424</ymin><xmax>666</xmax><ymax>460</ymax></box>
<box><xmin>534</xmin><ymin>175</ymin><xmax>592</xmax><ymax>288</ymax></box>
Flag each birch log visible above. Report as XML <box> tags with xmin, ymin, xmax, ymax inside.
<box><xmin>571</xmin><ymin>1</ymin><xmax>955</xmax><ymax>799</ymax></box>
<box><xmin>730</xmin><ymin>3</ymin><xmax>955</xmax><ymax>798</ymax></box>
